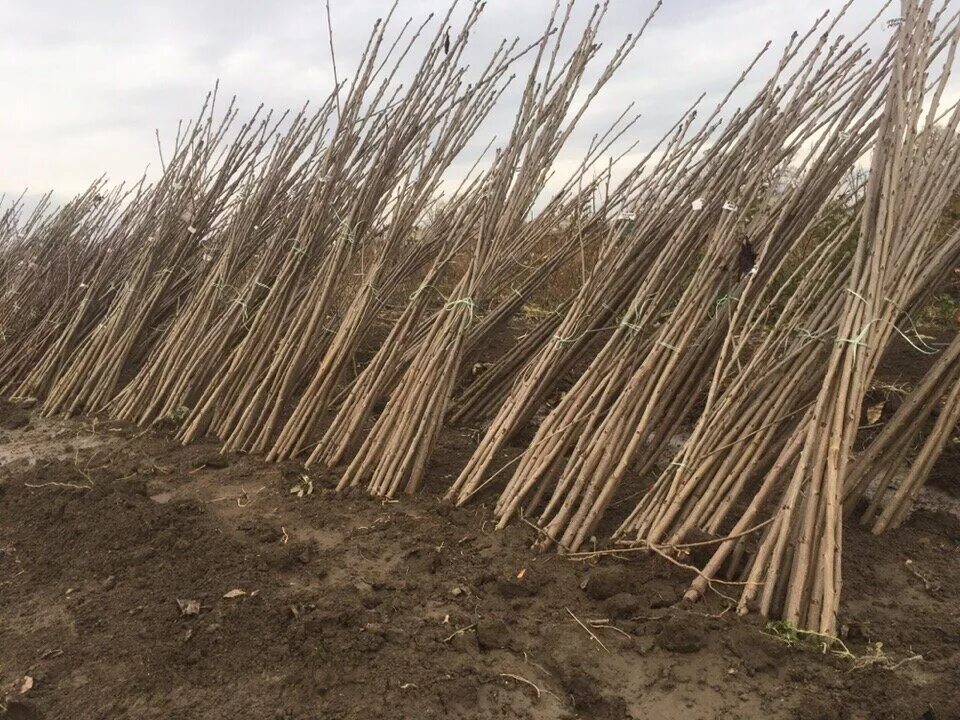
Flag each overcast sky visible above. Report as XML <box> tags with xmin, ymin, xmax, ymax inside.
<box><xmin>1</xmin><ymin>0</ymin><xmax>899</xmax><ymax>204</ymax></box>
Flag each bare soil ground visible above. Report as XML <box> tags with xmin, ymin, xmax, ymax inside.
<box><xmin>2</xmin><ymin>335</ymin><xmax>960</xmax><ymax>720</ymax></box>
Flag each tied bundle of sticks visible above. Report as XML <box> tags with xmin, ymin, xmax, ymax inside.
<box><xmin>36</xmin><ymin>90</ymin><xmax>264</xmax><ymax>417</ymax></box>
<box><xmin>730</xmin><ymin>1</ymin><xmax>960</xmax><ymax>637</ymax></box>
<box><xmin>176</xmin><ymin>4</ymin><xmax>511</xmax><ymax>452</ymax></box>
<box><xmin>0</xmin><ymin>184</ymin><xmax>129</xmax><ymax>396</ymax></box>
<box><xmin>110</xmin><ymin>103</ymin><xmax>337</xmax><ymax>427</ymax></box>
<box><xmin>263</xmin><ymin>1</ymin><xmax>536</xmax><ymax>462</ymax></box>
<box><xmin>620</xmin><ymin>0</ymin><xmax>960</xmax><ymax>638</ymax></box>
<box><xmin>478</xmin><ymin>2</ymin><xmax>887</xmax><ymax>552</ymax></box>
<box><xmin>327</xmin><ymin>0</ymin><xmax>658</xmax><ymax>496</ymax></box>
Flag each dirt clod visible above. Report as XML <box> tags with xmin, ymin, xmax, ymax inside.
<box><xmin>475</xmin><ymin>618</ymin><xmax>511</xmax><ymax>650</ymax></box>
<box><xmin>604</xmin><ymin>592</ymin><xmax>641</xmax><ymax>619</ymax></box>
<box><xmin>657</xmin><ymin>616</ymin><xmax>706</xmax><ymax>654</ymax></box>
<box><xmin>582</xmin><ymin>566</ymin><xmax>634</xmax><ymax>600</ymax></box>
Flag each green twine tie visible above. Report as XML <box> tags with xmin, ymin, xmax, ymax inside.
<box><xmin>445</xmin><ymin>297</ymin><xmax>477</xmax><ymax>323</ymax></box>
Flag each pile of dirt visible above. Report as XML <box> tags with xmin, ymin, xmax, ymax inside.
<box><xmin>1</xmin><ymin>417</ymin><xmax>959</xmax><ymax>720</ymax></box>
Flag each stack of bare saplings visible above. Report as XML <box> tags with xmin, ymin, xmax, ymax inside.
<box><xmin>1</xmin><ymin>0</ymin><xmax>959</xmax><ymax>641</ymax></box>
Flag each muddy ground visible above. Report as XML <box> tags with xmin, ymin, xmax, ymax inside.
<box><xmin>0</xmin><ymin>399</ymin><xmax>958</xmax><ymax>720</ymax></box>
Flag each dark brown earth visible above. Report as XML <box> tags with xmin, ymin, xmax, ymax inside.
<box><xmin>2</xmin><ymin>329</ymin><xmax>960</xmax><ymax>720</ymax></box>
